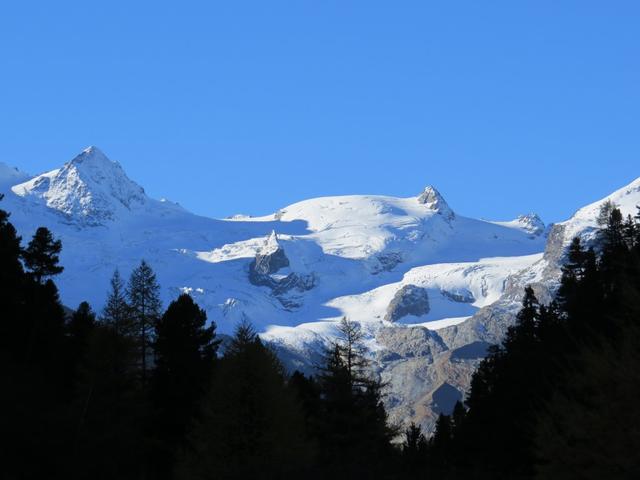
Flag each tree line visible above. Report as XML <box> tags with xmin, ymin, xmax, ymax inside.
<box><xmin>3</xmin><ymin>193</ymin><xmax>639</xmax><ymax>479</ymax></box>
<box><xmin>0</xmin><ymin>195</ymin><xmax>397</xmax><ymax>479</ymax></box>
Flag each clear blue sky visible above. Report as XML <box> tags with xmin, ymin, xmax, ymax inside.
<box><xmin>1</xmin><ymin>1</ymin><xmax>638</xmax><ymax>223</ymax></box>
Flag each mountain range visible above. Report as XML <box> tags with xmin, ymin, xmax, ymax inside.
<box><xmin>1</xmin><ymin>146</ymin><xmax>638</xmax><ymax>431</ymax></box>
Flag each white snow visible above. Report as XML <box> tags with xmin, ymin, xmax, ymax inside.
<box><xmin>2</xmin><ymin>147</ymin><xmax>637</xmax><ymax>359</ymax></box>
<box><xmin>558</xmin><ymin>177</ymin><xmax>640</xmax><ymax>247</ymax></box>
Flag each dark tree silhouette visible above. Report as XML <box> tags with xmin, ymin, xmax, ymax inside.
<box><xmin>23</xmin><ymin>226</ymin><xmax>63</xmax><ymax>283</ymax></box>
<box><xmin>178</xmin><ymin>321</ymin><xmax>312</xmax><ymax>480</ymax></box>
<box><xmin>102</xmin><ymin>269</ymin><xmax>133</xmax><ymax>337</ymax></box>
<box><xmin>127</xmin><ymin>260</ymin><xmax>162</xmax><ymax>383</ymax></box>
<box><xmin>150</xmin><ymin>293</ymin><xmax>219</xmax><ymax>479</ymax></box>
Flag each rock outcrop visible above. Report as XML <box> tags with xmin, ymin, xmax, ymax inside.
<box><xmin>250</xmin><ymin>231</ymin><xmax>290</xmax><ymax>277</ymax></box>
<box><xmin>516</xmin><ymin>213</ymin><xmax>545</xmax><ymax>236</ymax></box>
<box><xmin>418</xmin><ymin>185</ymin><xmax>455</xmax><ymax>221</ymax></box>
<box><xmin>249</xmin><ymin>232</ymin><xmax>316</xmax><ymax>309</ymax></box>
<box><xmin>385</xmin><ymin>285</ymin><xmax>430</xmax><ymax>322</ymax></box>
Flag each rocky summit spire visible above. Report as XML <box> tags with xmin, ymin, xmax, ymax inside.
<box><xmin>417</xmin><ymin>186</ymin><xmax>454</xmax><ymax>220</ymax></box>
<box><xmin>261</xmin><ymin>230</ymin><xmax>281</xmax><ymax>255</ymax></box>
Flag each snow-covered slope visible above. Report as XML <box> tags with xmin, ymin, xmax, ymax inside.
<box><xmin>1</xmin><ymin>146</ymin><xmax>636</xmax><ymax>433</ymax></box>
<box><xmin>0</xmin><ymin>162</ymin><xmax>30</xmax><ymax>189</ymax></box>
<box><xmin>0</xmin><ymin>147</ymin><xmax>547</xmax><ymax>335</ymax></box>
<box><xmin>12</xmin><ymin>147</ymin><xmax>148</xmax><ymax>225</ymax></box>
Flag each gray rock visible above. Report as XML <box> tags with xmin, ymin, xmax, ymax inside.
<box><xmin>371</xmin><ymin>252</ymin><xmax>403</xmax><ymax>274</ymax></box>
<box><xmin>441</xmin><ymin>288</ymin><xmax>475</xmax><ymax>303</ymax></box>
<box><xmin>250</xmin><ymin>248</ymin><xmax>290</xmax><ymax>278</ymax></box>
<box><xmin>248</xmin><ymin>232</ymin><xmax>316</xmax><ymax>309</ymax></box>
<box><xmin>385</xmin><ymin>285</ymin><xmax>430</xmax><ymax>322</ymax></box>
<box><xmin>516</xmin><ymin>213</ymin><xmax>546</xmax><ymax>236</ymax></box>
<box><xmin>417</xmin><ymin>186</ymin><xmax>455</xmax><ymax>221</ymax></box>
<box><xmin>376</xmin><ymin>325</ymin><xmax>447</xmax><ymax>361</ymax></box>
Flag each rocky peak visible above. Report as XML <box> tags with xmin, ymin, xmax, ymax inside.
<box><xmin>516</xmin><ymin>213</ymin><xmax>545</xmax><ymax>235</ymax></box>
<box><xmin>417</xmin><ymin>186</ymin><xmax>455</xmax><ymax>220</ymax></box>
<box><xmin>261</xmin><ymin>230</ymin><xmax>281</xmax><ymax>255</ymax></box>
<box><xmin>251</xmin><ymin>231</ymin><xmax>290</xmax><ymax>277</ymax></box>
<box><xmin>11</xmin><ymin>146</ymin><xmax>147</xmax><ymax>225</ymax></box>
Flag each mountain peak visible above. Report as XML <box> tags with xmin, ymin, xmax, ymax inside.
<box><xmin>261</xmin><ymin>230</ymin><xmax>282</xmax><ymax>255</ymax></box>
<box><xmin>417</xmin><ymin>186</ymin><xmax>454</xmax><ymax>220</ymax></box>
<box><xmin>516</xmin><ymin>213</ymin><xmax>545</xmax><ymax>235</ymax></box>
<box><xmin>71</xmin><ymin>146</ymin><xmax>110</xmax><ymax>164</ymax></box>
<box><xmin>12</xmin><ymin>147</ymin><xmax>147</xmax><ymax>225</ymax></box>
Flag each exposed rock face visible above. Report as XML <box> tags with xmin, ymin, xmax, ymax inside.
<box><xmin>249</xmin><ymin>232</ymin><xmax>316</xmax><ymax>309</ymax></box>
<box><xmin>417</xmin><ymin>186</ymin><xmax>455</xmax><ymax>221</ymax></box>
<box><xmin>517</xmin><ymin>213</ymin><xmax>545</xmax><ymax>236</ymax></box>
<box><xmin>250</xmin><ymin>231</ymin><xmax>290</xmax><ymax>276</ymax></box>
<box><xmin>440</xmin><ymin>288</ymin><xmax>475</xmax><ymax>303</ymax></box>
<box><xmin>374</xmin><ymin>325</ymin><xmax>479</xmax><ymax>431</ymax></box>
<box><xmin>249</xmin><ymin>231</ymin><xmax>290</xmax><ymax>282</ymax></box>
<box><xmin>376</xmin><ymin>326</ymin><xmax>447</xmax><ymax>361</ymax></box>
<box><xmin>385</xmin><ymin>285</ymin><xmax>430</xmax><ymax>322</ymax></box>
<box><xmin>370</xmin><ymin>252</ymin><xmax>403</xmax><ymax>274</ymax></box>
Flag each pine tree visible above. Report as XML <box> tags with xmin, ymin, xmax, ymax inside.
<box><xmin>178</xmin><ymin>321</ymin><xmax>312</xmax><ymax>480</ymax></box>
<box><xmin>598</xmin><ymin>202</ymin><xmax>625</xmax><ymax>251</ymax></box>
<box><xmin>67</xmin><ymin>302</ymin><xmax>97</xmax><ymax>377</ymax></box>
<box><xmin>102</xmin><ymin>269</ymin><xmax>133</xmax><ymax>337</ymax></box>
<box><xmin>23</xmin><ymin>226</ymin><xmax>63</xmax><ymax>283</ymax></box>
<box><xmin>0</xmin><ymin>212</ymin><xmax>68</xmax><ymax>477</ymax></box>
<box><xmin>451</xmin><ymin>400</ymin><xmax>467</xmax><ymax>433</ymax></box>
<box><xmin>596</xmin><ymin>199</ymin><xmax>616</xmax><ymax>227</ymax></box>
<box><xmin>0</xmin><ymin>196</ymin><xmax>26</xmax><ymax>358</ymax></box>
<box><xmin>69</xmin><ymin>302</ymin><xmax>97</xmax><ymax>343</ymax></box>
<box><xmin>288</xmin><ymin>370</ymin><xmax>322</xmax><ymax>442</ymax></box>
<box><xmin>150</xmin><ymin>294</ymin><xmax>219</xmax><ymax>479</ymax></box>
<box><xmin>431</xmin><ymin>414</ymin><xmax>452</xmax><ymax>452</ymax></box>
<box><xmin>402</xmin><ymin>422</ymin><xmax>428</xmax><ymax>471</ymax></box>
<box><xmin>334</xmin><ymin>317</ymin><xmax>370</xmax><ymax>386</ymax></box>
<box><xmin>127</xmin><ymin>260</ymin><xmax>162</xmax><ymax>383</ymax></box>
<box><xmin>315</xmin><ymin>318</ymin><xmax>397</xmax><ymax>478</ymax></box>
<box><xmin>69</xmin><ymin>324</ymin><xmax>147</xmax><ymax>480</ymax></box>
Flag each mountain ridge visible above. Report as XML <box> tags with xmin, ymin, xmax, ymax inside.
<box><xmin>1</xmin><ymin>146</ymin><xmax>637</xmax><ymax>433</ymax></box>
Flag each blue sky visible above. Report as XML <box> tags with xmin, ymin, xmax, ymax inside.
<box><xmin>1</xmin><ymin>1</ymin><xmax>638</xmax><ymax>223</ymax></box>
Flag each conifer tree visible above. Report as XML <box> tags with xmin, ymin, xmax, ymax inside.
<box><xmin>67</xmin><ymin>302</ymin><xmax>97</xmax><ymax>377</ymax></box>
<box><xmin>69</xmin><ymin>302</ymin><xmax>97</xmax><ymax>343</ymax></box>
<box><xmin>127</xmin><ymin>260</ymin><xmax>162</xmax><ymax>383</ymax></box>
<box><xmin>23</xmin><ymin>226</ymin><xmax>63</xmax><ymax>283</ymax></box>
<box><xmin>402</xmin><ymin>422</ymin><xmax>428</xmax><ymax>471</ymax></box>
<box><xmin>450</xmin><ymin>400</ymin><xmax>467</xmax><ymax>433</ymax></box>
<box><xmin>178</xmin><ymin>321</ymin><xmax>311</xmax><ymax>480</ymax></box>
<box><xmin>69</xmin><ymin>324</ymin><xmax>146</xmax><ymax>480</ymax></box>
<box><xmin>150</xmin><ymin>293</ymin><xmax>219</xmax><ymax>479</ymax></box>
<box><xmin>0</xmin><ymin>196</ymin><xmax>26</xmax><ymax>358</ymax></box>
<box><xmin>102</xmin><ymin>269</ymin><xmax>133</xmax><ymax>337</ymax></box>
<box><xmin>316</xmin><ymin>318</ymin><xmax>397</xmax><ymax>478</ymax></box>
<box><xmin>431</xmin><ymin>414</ymin><xmax>452</xmax><ymax>456</ymax></box>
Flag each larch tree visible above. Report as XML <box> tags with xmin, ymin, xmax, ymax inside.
<box><xmin>127</xmin><ymin>260</ymin><xmax>162</xmax><ymax>383</ymax></box>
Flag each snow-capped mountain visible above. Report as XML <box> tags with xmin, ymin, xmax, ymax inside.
<box><xmin>1</xmin><ymin>146</ymin><xmax>637</xmax><ymax>432</ymax></box>
<box><xmin>12</xmin><ymin>147</ymin><xmax>148</xmax><ymax>225</ymax></box>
